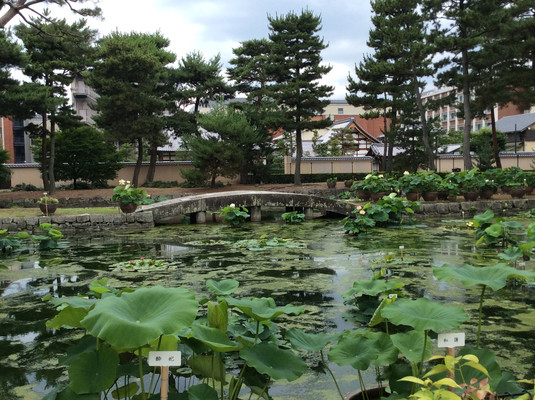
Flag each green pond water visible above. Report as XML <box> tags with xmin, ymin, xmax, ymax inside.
<box><xmin>0</xmin><ymin>216</ymin><xmax>534</xmax><ymax>400</ymax></box>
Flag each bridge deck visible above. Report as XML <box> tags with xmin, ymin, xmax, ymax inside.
<box><xmin>141</xmin><ymin>190</ymin><xmax>355</xmax><ymax>222</ymax></box>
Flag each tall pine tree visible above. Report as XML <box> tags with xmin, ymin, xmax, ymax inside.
<box><xmin>267</xmin><ymin>10</ymin><xmax>333</xmax><ymax>185</ymax></box>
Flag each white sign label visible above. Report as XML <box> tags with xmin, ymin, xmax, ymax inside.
<box><xmin>148</xmin><ymin>351</ymin><xmax>182</xmax><ymax>367</ymax></box>
<box><xmin>437</xmin><ymin>332</ymin><xmax>465</xmax><ymax>348</ymax></box>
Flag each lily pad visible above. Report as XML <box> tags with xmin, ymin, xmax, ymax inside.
<box><xmin>206</xmin><ymin>279</ymin><xmax>239</xmax><ymax>295</ymax></box>
<box><xmin>81</xmin><ymin>286</ymin><xmax>198</xmax><ymax>349</ymax></box>
<box><xmin>225</xmin><ymin>297</ymin><xmax>303</xmax><ymax>321</ymax></box>
<box><xmin>285</xmin><ymin>328</ymin><xmax>337</xmax><ymax>352</ymax></box>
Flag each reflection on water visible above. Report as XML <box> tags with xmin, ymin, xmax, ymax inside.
<box><xmin>0</xmin><ymin>218</ymin><xmax>533</xmax><ymax>399</ymax></box>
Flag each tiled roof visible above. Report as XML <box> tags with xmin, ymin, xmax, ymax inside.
<box><xmin>496</xmin><ymin>113</ymin><xmax>535</xmax><ymax>133</ymax></box>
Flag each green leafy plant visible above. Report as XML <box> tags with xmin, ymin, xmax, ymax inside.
<box><xmin>473</xmin><ymin>210</ymin><xmax>523</xmax><ymax>248</ymax></box>
<box><xmin>342</xmin><ymin>194</ymin><xmax>420</xmax><ymax>236</ymax></box>
<box><xmin>282</xmin><ymin>210</ymin><xmax>306</xmax><ymax>224</ymax></box>
<box><xmin>326</xmin><ymin>176</ymin><xmax>338</xmax><ymax>183</ymax></box>
<box><xmin>219</xmin><ymin>203</ymin><xmax>250</xmax><ymax>226</ymax></box>
<box><xmin>44</xmin><ymin>279</ymin><xmax>307</xmax><ymax>400</ymax></box>
<box><xmin>37</xmin><ymin>193</ymin><xmax>59</xmax><ymax>204</ymax></box>
<box><xmin>110</xmin><ymin>180</ymin><xmax>154</xmax><ymax>205</ymax></box>
<box><xmin>361</xmin><ymin>173</ymin><xmax>398</xmax><ymax>193</ymax></box>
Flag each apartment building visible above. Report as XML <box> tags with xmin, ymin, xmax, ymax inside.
<box><xmin>422</xmin><ymin>86</ymin><xmax>524</xmax><ymax>132</ymax></box>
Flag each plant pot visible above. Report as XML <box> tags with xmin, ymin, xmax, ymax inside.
<box><xmin>501</xmin><ymin>185</ymin><xmax>511</xmax><ymax>194</ymax></box>
<box><xmin>327</xmin><ymin>181</ymin><xmax>337</xmax><ymax>189</ymax></box>
<box><xmin>509</xmin><ymin>188</ymin><xmax>525</xmax><ymax>199</ymax></box>
<box><xmin>525</xmin><ymin>185</ymin><xmax>534</xmax><ymax>195</ymax></box>
<box><xmin>39</xmin><ymin>203</ymin><xmax>58</xmax><ymax>215</ymax></box>
<box><xmin>447</xmin><ymin>195</ymin><xmax>458</xmax><ymax>202</ymax></box>
<box><xmin>405</xmin><ymin>192</ymin><xmax>419</xmax><ymax>201</ymax></box>
<box><xmin>371</xmin><ymin>191</ymin><xmax>387</xmax><ymax>201</ymax></box>
<box><xmin>479</xmin><ymin>189</ymin><xmax>494</xmax><ymax>200</ymax></box>
<box><xmin>357</xmin><ymin>191</ymin><xmax>371</xmax><ymax>201</ymax></box>
<box><xmin>119</xmin><ymin>202</ymin><xmax>138</xmax><ymax>213</ymax></box>
<box><xmin>344</xmin><ymin>180</ymin><xmax>354</xmax><ymax>188</ymax></box>
<box><xmin>344</xmin><ymin>385</ymin><xmax>387</xmax><ymax>400</ymax></box>
<box><xmin>422</xmin><ymin>191</ymin><xmax>438</xmax><ymax>201</ymax></box>
<box><xmin>437</xmin><ymin>190</ymin><xmax>448</xmax><ymax>201</ymax></box>
<box><xmin>462</xmin><ymin>191</ymin><xmax>479</xmax><ymax>201</ymax></box>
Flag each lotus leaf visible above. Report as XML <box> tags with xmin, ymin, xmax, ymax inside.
<box><xmin>225</xmin><ymin>297</ymin><xmax>303</xmax><ymax>321</ymax></box>
<box><xmin>498</xmin><ymin>247</ymin><xmax>523</xmax><ymax>261</ymax></box>
<box><xmin>432</xmin><ymin>263</ymin><xmax>527</xmax><ymax>291</ymax></box>
<box><xmin>206</xmin><ymin>279</ymin><xmax>239</xmax><ymax>295</ymax></box>
<box><xmin>188</xmin><ymin>355</ymin><xmax>227</xmax><ymax>383</ymax></box>
<box><xmin>240</xmin><ymin>342</ymin><xmax>307</xmax><ymax>381</ymax></box>
<box><xmin>111</xmin><ymin>382</ymin><xmax>139</xmax><ymax>399</ymax></box>
<box><xmin>328</xmin><ymin>333</ymin><xmax>380</xmax><ymax>370</ymax></box>
<box><xmin>81</xmin><ymin>286</ymin><xmax>198</xmax><ymax>349</ymax></box>
<box><xmin>285</xmin><ymin>328</ymin><xmax>336</xmax><ymax>352</ymax></box>
<box><xmin>342</xmin><ymin>279</ymin><xmax>404</xmax><ymax>298</ymax></box>
<box><xmin>46</xmin><ymin>306</ymin><xmax>88</xmax><ymax>329</ymax></box>
<box><xmin>390</xmin><ymin>331</ymin><xmax>432</xmax><ymax>363</ymax></box>
<box><xmin>187</xmin><ymin>383</ymin><xmax>219</xmax><ymax>400</ymax></box>
<box><xmin>485</xmin><ymin>224</ymin><xmax>504</xmax><ymax>238</ymax></box>
<box><xmin>207</xmin><ymin>300</ymin><xmax>228</xmax><ymax>332</ymax></box>
<box><xmin>191</xmin><ymin>324</ymin><xmax>242</xmax><ymax>352</ymax></box>
<box><xmin>381</xmin><ymin>298</ymin><xmax>468</xmax><ymax>332</ymax></box>
<box><xmin>68</xmin><ymin>347</ymin><xmax>119</xmax><ymax>394</ymax></box>
<box><xmin>474</xmin><ymin>210</ymin><xmax>494</xmax><ymax>225</ymax></box>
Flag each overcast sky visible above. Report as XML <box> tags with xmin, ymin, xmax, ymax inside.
<box><xmin>82</xmin><ymin>0</ymin><xmax>374</xmax><ymax>99</ymax></box>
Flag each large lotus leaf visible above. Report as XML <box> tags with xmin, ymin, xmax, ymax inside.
<box><xmin>49</xmin><ymin>296</ymin><xmax>97</xmax><ymax>309</ymax></box>
<box><xmin>59</xmin><ymin>335</ymin><xmax>97</xmax><ymax>366</ymax></box>
<box><xmin>485</xmin><ymin>224</ymin><xmax>503</xmax><ymax>238</ymax></box>
<box><xmin>498</xmin><ymin>247</ymin><xmax>523</xmax><ymax>261</ymax></box>
<box><xmin>206</xmin><ymin>279</ymin><xmax>239</xmax><ymax>295</ymax></box>
<box><xmin>473</xmin><ymin>210</ymin><xmax>494</xmax><ymax>225</ymax></box>
<box><xmin>81</xmin><ymin>286</ymin><xmax>198</xmax><ymax>349</ymax></box>
<box><xmin>47</xmin><ymin>306</ymin><xmax>88</xmax><ymax>329</ymax></box>
<box><xmin>111</xmin><ymin>382</ymin><xmax>139</xmax><ymax>399</ymax></box>
<box><xmin>366</xmin><ymin>332</ymin><xmax>398</xmax><ymax>367</ymax></box>
<box><xmin>225</xmin><ymin>297</ymin><xmax>303</xmax><ymax>321</ymax></box>
<box><xmin>188</xmin><ymin>355</ymin><xmax>227</xmax><ymax>382</ymax></box>
<box><xmin>343</xmin><ymin>279</ymin><xmax>404</xmax><ymax>298</ymax></box>
<box><xmin>369</xmin><ymin>295</ymin><xmax>397</xmax><ymax>327</ymax></box>
<box><xmin>432</xmin><ymin>263</ymin><xmax>521</xmax><ymax>291</ymax></box>
<box><xmin>68</xmin><ymin>346</ymin><xmax>119</xmax><ymax>394</ymax></box>
<box><xmin>240</xmin><ymin>342</ymin><xmax>307</xmax><ymax>381</ymax></box>
<box><xmin>285</xmin><ymin>328</ymin><xmax>337</xmax><ymax>352</ymax></box>
<box><xmin>191</xmin><ymin>324</ymin><xmax>242</xmax><ymax>352</ymax></box>
<box><xmin>381</xmin><ymin>298</ymin><xmax>468</xmax><ymax>332</ymax></box>
<box><xmin>501</xmin><ymin>220</ymin><xmax>523</xmax><ymax>230</ymax></box>
<box><xmin>187</xmin><ymin>383</ymin><xmax>219</xmax><ymax>400</ymax></box>
<box><xmin>390</xmin><ymin>331</ymin><xmax>432</xmax><ymax>363</ymax></box>
<box><xmin>328</xmin><ymin>334</ymin><xmax>378</xmax><ymax>370</ymax></box>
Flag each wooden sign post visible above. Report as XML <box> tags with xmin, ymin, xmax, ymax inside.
<box><xmin>437</xmin><ymin>332</ymin><xmax>465</xmax><ymax>388</ymax></box>
<box><xmin>148</xmin><ymin>351</ymin><xmax>182</xmax><ymax>400</ymax></box>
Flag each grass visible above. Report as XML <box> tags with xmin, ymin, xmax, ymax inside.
<box><xmin>0</xmin><ymin>207</ymin><xmax>121</xmax><ymax>218</ymax></box>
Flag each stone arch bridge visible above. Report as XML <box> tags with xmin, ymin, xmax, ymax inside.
<box><xmin>141</xmin><ymin>191</ymin><xmax>355</xmax><ymax>224</ymax></box>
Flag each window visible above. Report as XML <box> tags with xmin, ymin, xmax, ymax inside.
<box><xmin>476</xmin><ymin>123</ymin><xmax>482</xmax><ymax>131</ymax></box>
<box><xmin>457</xmin><ymin>94</ymin><xmax>464</xmax><ymax>103</ymax></box>
<box><xmin>442</xmin><ymin>113</ymin><xmax>448</xmax><ymax>121</ymax></box>
<box><xmin>337</xmin><ymin>108</ymin><xmax>343</xmax><ymax>115</ymax></box>
<box><xmin>450</xmin><ymin>112</ymin><xmax>456</xmax><ymax>120</ymax></box>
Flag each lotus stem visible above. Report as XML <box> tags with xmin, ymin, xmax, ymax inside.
<box><xmin>418</xmin><ymin>330</ymin><xmax>429</xmax><ymax>376</ymax></box>
<box><xmin>358</xmin><ymin>370</ymin><xmax>369</xmax><ymax>400</ymax></box>
<box><xmin>320</xmin><ymin>350</ymin><xmax>344</xmax><ymax>400</ymax></box>
<box><xmin>138</xmin><ymin>347</ymin><xmax>147</xmax><ymax>400</ymax></box>
<box><xmin>229</xmin><ymin>364</ymin><xmax>246</xmax><ymax>400</ymax></box>
<box><xmin>477</xmin><ymin>285</ymin><xmax>486</xmax><ymax>348</ymax></box>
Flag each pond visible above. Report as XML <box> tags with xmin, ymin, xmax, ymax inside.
<box><xmin>0</xmin><ymin>215</ymin><xmax>534</xmax><ymax>400</ymax></box>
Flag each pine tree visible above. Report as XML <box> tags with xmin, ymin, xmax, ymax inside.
<box><xmin>267</xmin><ymin>10</ymin><xmax>333</xmax><ymax>185</ymax></box>
<box><xmin>87</xmin><ymin>32</ymin><xmax>175</xmax><ymax>187</ymax></box>
<box><xmin>15</xmin><ymin>15</ymin><xmax>96</xmax><ymax>193</ymax></box>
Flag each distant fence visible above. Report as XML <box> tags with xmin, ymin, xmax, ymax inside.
<box><xmin>5</xmin><ymin>161</ymin><xmax>204</xmax><ymax>188</ymax></box>
<box><xmin>284</xmin><ymin>152</ymin><xmax>535</xmax><ymax>175</ymax></box>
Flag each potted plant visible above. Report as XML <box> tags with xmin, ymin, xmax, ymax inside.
<box><xmin>438</xmin><ymin>177</ymin><xmax>459</xmax><ymax>201</ymax></box>
<box><xmin>344</xmin><ymin>177</ymin><xmax>355</xmax><ymax>188</ymax></box>
<box><xmin>419</xmin><ymin>171</ymin><xmax>442</xmax><ymax>201</ymax></box>
<box><xmin>362</xmin><ymin>174</ymin><xmax>397</xmax><ymax>201</ymax></box>
<box><xmin>477</xmin><ymin>176</ymin><xmax>497</xmax><ymax>199</ymax></box>
<box><xmin>352</xmin><ymin>181</ymin><xmax>371</xmax><ymax>201</ymax></box>
<box><xmin>110</xmin><ymin>179</ymin><xmax>153</xmax><ymax>213</ymax></box>
<box><xmin>457</xmin><ymin>169</ymin><xmax>480</xmax><ymax>201</ymax></box>
<box><xmin>398</xmin><ymin>171</ymin><xmax>422</xmax><ymax>201</ymax></box>
<box><xmin>327</xmin><ymin>176</ymin><xmax>338</xmax><ymax>188</ymax></box>
<box><xmin>37</xmin><ymin>193</ymin><xmax>59</xmax><ymax>216</ymax></box>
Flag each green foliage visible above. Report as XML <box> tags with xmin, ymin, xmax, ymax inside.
<box><xmin>360</xmin><ymin>173</ymin><xmax>398</xmax><ymax>193</ymax></box>
<box><xmin>46</xmin><ymin>279</ymin><xmax>306</xmax><ymax>400</ymax></box>
<box><xmin>141</xmin><ymin>180</ymin><xmax>179</xmax><ymax>188</ymax></box>
<box><xmin>0</xmin><ymin>223</ymin><xmax>65</xmax><ymax>253</ymax></box>
<box><xmin>218</xmin><ymin>204</ymin><xmax>250</xmax><ymax>226</ymax></box>
<box><xmin>54</xmin><ymin>126</ymin><xmax>123</xmax><ymax>188</ymax></box>
<box><xmin>470</xmin><ymin>128</ymin><xmax>507</xmax><ymax>171</ymax></box>
<box><xmin>267</xmin><ymin>9</ymin><xmax>333</xmax><ymax>184</ymax></box>
<box><xmin>342</xmin><ymin>193</ymin><xmax>420</xmax><ymax>236</ymax></box>
<box><xmin>110</xmin><ymin>180</ymin><xmax>153</xmax><ymax>205</ymax></box>
<box><xmin>11</xmin><ymin>183</ymin><xmax>40</xmax><ymax>192</ymax></box>
<box><xmin>37</xmin><ymin>194</ymin><xmax>58</xmax><ymax>204</ymax></box>
<box><xmin>472</xmin><ymin>210</ymin><xmax>523</xmax><ymax>248</ymax></box>
<box><xmin>281</xmin><ymin>211</ymin><xmax>305</xmax><ymax>224</ymax></box>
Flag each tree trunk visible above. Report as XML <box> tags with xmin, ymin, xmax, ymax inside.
<box><xmin>0</xmin><ymin>0</ymin><xmax>26</xmax><ymax>29</ymax></box>
<box><xmin>411</xmin><ymin>58</ymin><xmax>435</xmax><ymax>170</ymax></box>
<box><xmin>381</xmin><ymin>104</ymin><xmax>388</xmax><ymax>171</ymax></box>
<box><xmin>48</xmin><ymin>118</ymin><xmax>56</xmax><ymax>195</ymax></box>
<box><xmin>41</xmin><ymin>113</ymin><xmax>49</xmax><ymax>192</ymax></box>
<box><xmin>132</xmin><ymin>138</ymin><xmax>143</xmax><ymax>187</ymax></box>
<box><xmin>490</xmin><ymin>108</ymin><xmax>502</xmax><ymax>168</ymax></box>
<box><xmin>460</xmin><ymin>0</ymin><xmax>472</xmax><ymax>171</ymax></box>
<box><xmin>145</xmin><ymin>144</ymin><xmax>158</xmax><ymax>183</ymax></box>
